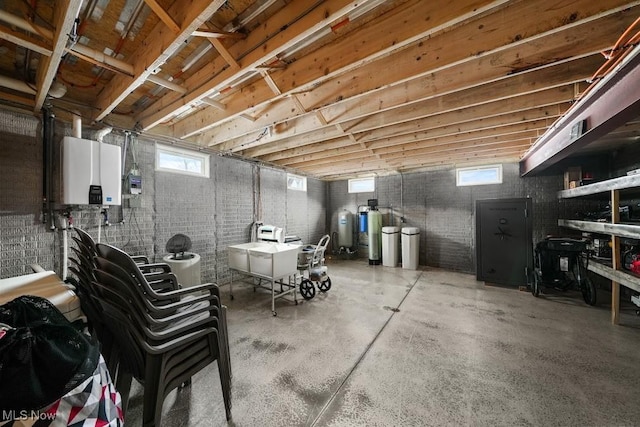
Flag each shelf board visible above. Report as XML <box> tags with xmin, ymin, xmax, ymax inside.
<box><xmin>558</xmin><ymin>174</ymin><xmax>640</xmax><ymax>199</ymax></box>
<box><xmin>588</xmin><ymin>260</ymin><xmax>640</xmax><ymax>293</ymax></box>
<box><xmin>558</xmin><ymin>219</ymin><xmax>640</xmax><ymax>239</ymax></box>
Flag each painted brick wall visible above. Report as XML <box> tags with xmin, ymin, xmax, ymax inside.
<box><xmin>327</xmin><ymin>163</ymin><xmax>565</xmax><ymax>273</ymax></box>
<box><xmin>306</xmin><ymin>178</ymin><xmax>327</xmax><ymax>245</ymax></box>
<box><xmin>0</xmin><ymin>114</ymin><xmax>56</xmax><ymax>276</ymax></box>
<box><xmin>260</xmin><ymin>167</ymin><xmax>287</xmax><ymax>229</ymax></box>
<box><xmin>0</xmin><ymin>109</ymin><xmax>326</xmax><ymax>282</ymax></box>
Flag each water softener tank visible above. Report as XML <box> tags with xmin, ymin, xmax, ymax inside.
<box><xmin>368</xmin><ymin>210</ymin><xmax>382</xmax><ymax>265</ymax></box>
<box><xmin>338</xmin><ymin>210</ymin><xmax>353</xmax><ymax>248</ymax></box>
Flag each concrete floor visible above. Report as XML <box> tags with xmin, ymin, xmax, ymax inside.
<box><xmin>125</xmin><ymin>260</ymin><xmax>640</xmax><ymax>426</ymax></box>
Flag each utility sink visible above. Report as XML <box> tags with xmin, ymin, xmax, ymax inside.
<box><xmin>228</xmin><ymin>242</ymin><xmax>299</xmax><ymax>278</ymax></box>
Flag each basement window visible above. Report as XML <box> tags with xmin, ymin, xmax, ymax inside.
<box><xmin>156</xmin><ymin>144</ymin><xmax>210</xmax><ymax>178</ymax></box>
<box><xmin>456</xmin><ymin>164</ymin><xmax>502</xmax><ymax>186</ymax></box>
<box><xmin>348</xmin><ymin>177</ymin><xmax>375</xmax><ymax>193</ymax></box>
<box><xmin>287</xmin><ymin>173</ymin><xmax>307</xmax><ymax>191</ymax></box>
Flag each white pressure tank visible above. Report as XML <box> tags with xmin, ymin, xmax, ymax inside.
<box><xmin>338</xmin><ymin>210</ymin><xmax>353</xmax><ymax>248</ymax></box>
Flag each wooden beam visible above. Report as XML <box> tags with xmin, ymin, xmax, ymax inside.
<box><xmin>209</xmin><ymin>37</ymin><xmax>240</xmax><ymax>69</ymax></box>
<box><xmin>298</xmin><ymin>143</ymin><xmax>530</xmax><ymax>177</ymax></box>
<box><xmin>0</xmin><ymin>24</ymin><xmax>51</xmax><ymax>56</ymax></box>
<box><xmin>231</xmin><ymin>121</ymin><xmax>345</xmax><ymax>154</ymax></box>
<box><xmin>380</xmin><ymin>136</ymin><xmax>534</xmax><ymax>162</ymax></box>
<box><xmin>297</xmin><ymin>158</ymin><xmax>394</xmax><ymax>175</ymax></box>
<box><xmin>94</xmin><ymin>0</ymin><xmax>226</xmax><ymax>121</ymax></box>
<box><xmin>171</xmin><ymin>0</ymin><xmax>508</xmax><ymax>138</ymax></box>
<box><xmin>201</xmin><ymin>98</ymin><xmax>226</xmax><ymax>110</ymax></box>
<box><xmin>361</xmin><ymin>100</ymin><xmax>568</xmax><ymax>148</ymax></box>
<box><xmin>143</xmin><ymin>0</ymin><xmax>181</xmax><ymax>34</ymax></box>
<box><xmin>314</xmin><ymin>152</ymin><xmax>525</xmax><ymax>179</ymax></box>
<box><xmin>392</xmin><ymin>151</ymin><xmax>525</xmax><ymax>170</ymax></box>
<box><xmin>611</xmin><ymin>189</ymin><xmax>621</xmax><ymax>325</ymax></box>
<box><xmin>284</xmin><ymin>131</ymin><xmax>536</xmax><ymax>168</ymax></box>
<box><xmin>366</xmin><ymin>118</ymin><xmax>552</xmax><ymax>152</ymax></box>
<box><xmin>197</xmin><ymin>51</ymin><xmax>600</xmax><ymax>151</ymax></box>
<box><xmin>173</xmin><ymin>0</ymin><xmax>634</xmax><ymax>141</ymax></box>
<box><xmin>243</xmin><ymin>84</ymin><xmax>574</xmax><ymax>160</ymax></box>
<box><xmin>264</xmin><ymin>112</ymin><xmax>555</xmax><ymax>164</ymax></box>
<box><xmin>192</xmin><ymin>30</ymin><xmax>245</xmax><ymax>39</ymax></box>
<box><xmin>138</xmin><ymin>0</ymin><xmax>394</xmax><ymax>131</ymax></box>
<box><xmin>34</xmin><ymin>0</ymin><xmax>83</xmax><ymax>111</ymax></box>
<box><xmin>321</xmin><ymin>11</ymin><xmax>635</xmax><ymax>125</ymax></box>
<box><xmin>0</xmin><ymin>92</ymin><xmax>35</xmax><ymax>107</ymax></box>
<box><xmin>261</xmin><ymin>70</ymin><xmax>281</xmax><ymax>95</ymax></box>
<box><xmin>147</xmin><ymin>75</ymin><xmax>186</xmax><ymax>93</ymax></box>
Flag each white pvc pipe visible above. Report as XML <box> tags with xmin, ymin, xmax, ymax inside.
<box><xmin>62</xmin><ymin>218</ymin><xmax>68</xmax><ymax>280</ymax></box>
<box><xmin>97</xmin><ymin>214</ymin><xmax>101</xmax><ymax>244</ymax></box>
<box><xmin>72</xmin><ymin>113</ymin><xmax>82</xmax><ymax>138</ymax></box>
<box><xmin>67</xmin><ymin>43</ymin><xmax>134</xmax><ymax>75</ymax></box>
<box><xmin>0</xmin><ymin>75</ymin><xmax>36</xmax><ymax>95</ymax></box>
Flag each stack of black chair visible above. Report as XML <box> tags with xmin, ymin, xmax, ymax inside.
<box><xmin>66</xmin><ymin>229</ymin><xmax>231</xmax><ymax>425</ymax></box>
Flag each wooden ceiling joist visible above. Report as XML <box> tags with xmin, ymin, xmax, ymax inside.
<box><xmin>143</xmin><ymin>0</ymin><xmax>181</xmax><ymax>34</ymax></box>
<box><xmin>208</xmin><ymin>37</ymin><xmax>240</xmax><ymax>69</ymax></box>
<box><xmin>358</xmin><ymin>105</ymin><xmax>564</xmax><ymax>148</ymax></box>
<box><xmin>34</xmin><ymin>0</ymin><xmax>83</xmax><ymax>111</ymax></box>
<box><xmin>137</xmin><ymin>0</ymin><xmax>386</xmax><ymax>131</ymax></box>
<box><xmin>240</xmin><ymin>83</ymin><xmax>577</xmax><ymax>160</ymax></box>
<box><xmin>93</xmin><ymin>0</ymin><xmax>227</xmax><ymax>121</ymax></box>
<box><xmin>261</xmin><ymin>108</ymin><xmax>560</xmax><ymax>164</ymax></box>
<box><xmin>170</xmin><ymin>0</ymin><xmax>510</xmax><ymax>139</ymax></box>
<box><xmin>283</xmin><ymin>128</ymin><xmax>540</xmax><ymax>169</ymax></box>
<box><xmin>0</xmin><ymin>0</ymin><xmax>634</xmax><ymax>179</ymax></box>
<box><xmin>0</xmin><ymin>24</ymin><xmax>51</xmax><ymax>56</ymax></box>
<box><xmin>179</xmin><ymin>0</ymin><xmax>635</xmax><ymax>147</ymax></box>
<box><xmin>198</xmin><ymin>45</ymin><xmax>605</xmax><ymax>153</ymax></box>
<box><xmin>192</xmin><ymin>30</ymin><xmax>246</xmax><ymax>39</ymax></box>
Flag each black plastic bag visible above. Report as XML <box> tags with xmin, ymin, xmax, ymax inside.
<box><xmin>0</xmin><ymin>296</ymin><xmax>99</xmax><ymax>412</ymax></box>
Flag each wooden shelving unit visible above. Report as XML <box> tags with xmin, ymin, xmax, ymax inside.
<box><xmin>558</xmin><ymin>175</ymin><xmax>640</xmax><ymax>324</ymax></box>
<box><xmin>557</xmin><ymin>219</ymin><xmax>640</xmax><ymax>240</ymax></box>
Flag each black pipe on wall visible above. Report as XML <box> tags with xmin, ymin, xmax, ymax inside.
<box><xmin>42</xmin><ymin>107</ymin><xmax>55</xmax><ymax>230</ymax></box>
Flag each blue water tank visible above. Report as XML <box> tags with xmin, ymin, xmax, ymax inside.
<box><xmin>359</xmin><ymin>211</ymin><xmax>368</xmax><ymax>232</ymax></box>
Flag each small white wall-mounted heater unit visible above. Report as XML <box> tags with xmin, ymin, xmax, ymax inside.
<box><xmin>62</xmin><ymin>136</ymin><xmax>122</xmax><ymax>205</ymax></box>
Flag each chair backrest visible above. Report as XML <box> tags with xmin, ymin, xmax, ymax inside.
<box><xmin>74</xmin><ymin>227</ymin><xmax>98</xmax><ymax>254</ymax></box>
<box><xmin>96</xmin><ymin>243</ymin><xmax>151</xmax><ymax>289</ymax></box>
<box><xmin>311</xmin><ymin>235</ymin><xmax>330</xmax><ymax>268</ymax></box>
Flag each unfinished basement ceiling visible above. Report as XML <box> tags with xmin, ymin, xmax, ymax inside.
<box><xmin>0</xmin><ymin>0</ymin><xmax>638</xmax><ymax>179</ymax></box>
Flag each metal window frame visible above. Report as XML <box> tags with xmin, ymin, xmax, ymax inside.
<box><xmin>155</xmin><ymin>143</ymin><xmax>210</xmax><ymax>178</ymax></box>
<box><xmin>456</xmin><ymin>164</ymin><xmax>503</xmax><ymax>187</ymax></box>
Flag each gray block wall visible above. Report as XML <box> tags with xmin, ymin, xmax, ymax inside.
<box><xmin>327</xmin><ymin>163</ymin><xmax>565</xmax><ymax>274</ymax></box>
<box><xmin>0</xmin><ymin>109</ymin><xmax>326</xmax><ymax>282</ymax></box>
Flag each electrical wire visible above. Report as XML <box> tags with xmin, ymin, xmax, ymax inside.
<box><xmin>582</xmin><ymin>17</ymin><xmax>640</xmax><ymax>98</ymax></box>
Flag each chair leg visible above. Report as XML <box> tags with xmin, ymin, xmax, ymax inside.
<box><xmin>218</xmin><ymin>358</ymin><xmax>232</xmax><ymax>421</ymax></box>
<box><xmin>143</xmin><ymin>358</ymin><xmax>163</xmax><ymax>427</ymax></box>
<box><xmin>115</xmin><ymin>370</ymin><xmax>133</xmax><ymax>418</ymax></box>
<box><xmin>222</xmin><ymin>306</ymin><xmax>232</xmax><ymax>380</ymax></box>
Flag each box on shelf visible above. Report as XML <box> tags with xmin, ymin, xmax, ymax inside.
<box><xmin>564</xmin><ymin>166</ymin><xmax>582</xmax><ymax>190</ymax></box>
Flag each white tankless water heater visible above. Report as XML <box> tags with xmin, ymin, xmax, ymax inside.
<box><xmin>62</xmin><ymin>136</ymin><xmax>122</xmax><ymax>205</ymax></box>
